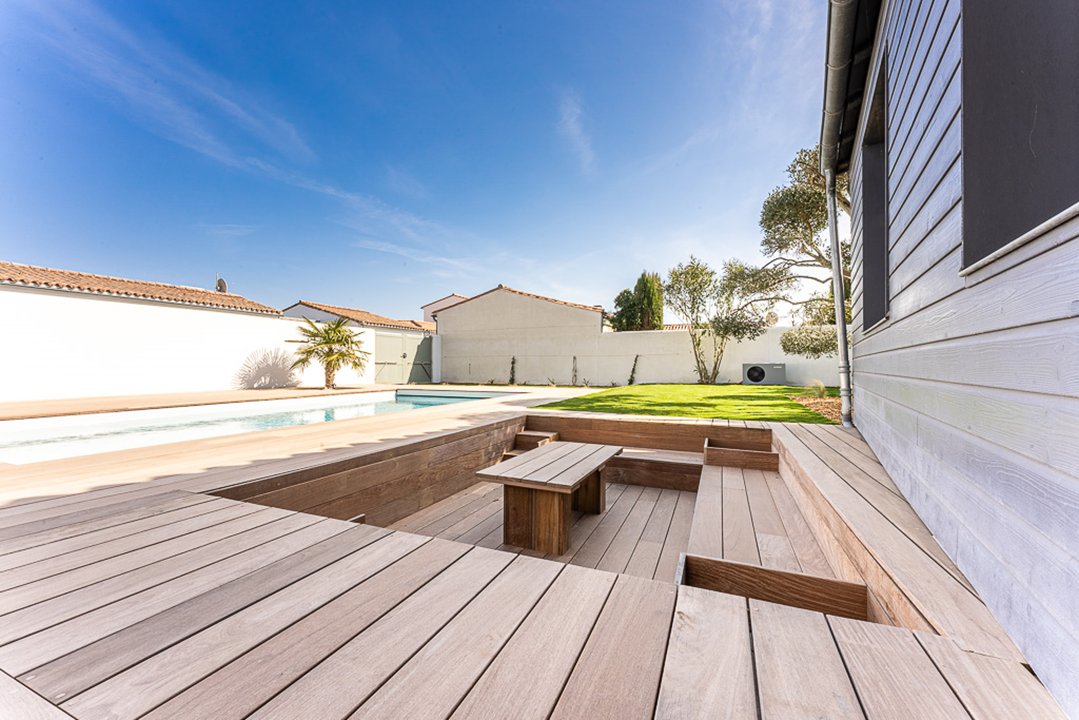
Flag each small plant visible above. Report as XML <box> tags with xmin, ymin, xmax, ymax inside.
<box><xmin>509</xmin><ymin>356</ymin><xmax>517</xmax><ymax>385</ymax></box>
<box><xmin>547</xmin><ymin>377</ymin><xmax>557</xmax><ymax>387</ymax></box>
<box><xmin>807</xmin><ymin>379</ymin><xmax>828</xmax><ymax>398</ymax></box>
<box><xmin>627</xmin><ymin>354</ymin><xmax>640</xmax><ymax>385</ymax></box>
<box><xmin>487</xmin><ymin>378</ymin><xmax>497</xmax><ymax>385</ymax></box>
<box><xmin>582</xmin><ymin>378</ymin><xmax>591</xmax><ymax>387</ymax></box>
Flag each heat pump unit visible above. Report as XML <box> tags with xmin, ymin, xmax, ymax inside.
<box><xmin>743</xmin><ymin>363</ymin><xmax>786</xmax><ymax>385</ymax></box>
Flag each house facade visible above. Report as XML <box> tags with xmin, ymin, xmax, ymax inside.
<box><xmin>283</xmin><ymin>300</ymin><xmax>435</xmax><ymax>384</ymax></box>
<box><xmin>820</xmin><ymin>0</ymin><xmax>1079</xmax><ymax>713</ymax></box>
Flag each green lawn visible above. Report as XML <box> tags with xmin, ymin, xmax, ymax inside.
<box><xmin>538</xmin><ymin>384</ymin><xmax>838</xmax><ymax>423</ymax></box>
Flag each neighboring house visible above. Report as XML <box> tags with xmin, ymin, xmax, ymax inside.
<box><xmin>421</xmin><ymin>293</ymin><xmax>469</xmax><ymax>323</ymax></box>
<box><xmin>820</xmin><ymin>0</ymin><xmax>1078</xmax><ymax>713</ymax></box>
<box><xmin>434</xmin><ymin>284</ymin><xmax>837</xmax><ymax>385</ymax></box>
<box><xmin>0</xmin><ymin>260</ymin><xmax>328</xmax><ymax>400</ymax></box>
<box><xmin>283</xmin><ymin>300</ymin><xmax>435</xmax><ymax>384</ymax></box>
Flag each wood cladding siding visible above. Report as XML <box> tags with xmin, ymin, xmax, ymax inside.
<box><xmin>846</xmin><ymin>0</ymin><xmax>1079</xmax><ymax>714</ymax></box>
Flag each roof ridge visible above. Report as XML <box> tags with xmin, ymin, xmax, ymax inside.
<box><xmin>0</xmin><ymin>260</ymin><xmax>248</xmax><ymax>298</ymax></box>
<box><xmin>0</xmin><ymin>260</ymin><xmax>278</xmax><ymax>314</ymax></box>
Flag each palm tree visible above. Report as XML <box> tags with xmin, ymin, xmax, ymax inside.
<box><xmin>291</xmin><ymin>318</ymin><xmax>370</xmax><ymax>389</ymax></box>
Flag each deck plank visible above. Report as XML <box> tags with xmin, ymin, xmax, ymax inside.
<box><xmin>750</xmin><ymin>600</ymin><xmax>864</xmax><ymax>719</ymax></box>
<box><xmin>686</xmin><ymin>465</ymin><xmax>723</xmax><ymax>558</ymax></box>
<box><xmin>0</xmin><ymin>671</ymin><xmax>68</xmax><ymax>720</ymax></box>
<box><xmin>0</xmin><ymin>499</ymin><xmax>250</xmax><ymax>593</ymax></box>
<box><xmin>721</xmin><ymin>467</ymin><xmax>761</xmax><ymax>565</ymax></box>
<box><xmin>21</xmin><ymin>524</ymin><xmax>388</xmax><ymax>701</ymax></box>
<box><xmin>655</xmin><ymin>585</ymin><xmax>756</xmax><ymax>719</ymax></box>
<box><xmin>596</xmin><ymin>486</ymin><xmax>661</xmax><ymax>573</ymax></box>
<box><xmin>351</xmin><ymin>555</ymin><xmax>563</xmax><ymax>720</ymax></box>
<box><xmin>551</xmin><ymin>574</ymin><xmax>676</xmax><ymax>719</ymax></box>
<box><xmin>0</xmin><ymin>504</ymin><xmax>270</xmax><ymax>614</ymax></box>
<box><xmin>829</xmin><ymin>616</ymin><xmax>971</xmax><ymax>720</ymax></box>
<box><xmin>653</xmin><ymin>490</ymin><xmax>696</xmax><ymax>582</ymax></box>
<box><xmin>762</xmin><ymin>470</ymin><xmax>835</xmax><ymax>578</ymax></box>
<box><xmin>743</xmin><ymin>469</ymin><xmax>800</xmax><ymax>573</ymax></box>
<box><xmin>567</xmin><ymin>484</ymin><xmax>644</xmax><ymax>568</ymax></box>
<box><xmin>916</xmin><ymin>633</ymin><xmax>1068</xmax><ymax>720</ymax></box>
<box><xmin>0</xmin><ymin>514</ymin><xmax>339</xmax><ymax>673</ymax></box>
<box><xmin>144</xmin><ymin>537</ymin><xmax>470</xmax><ymax>720</ymax></box>
<box><xmin>450</xmin><ymin>564</ymin><xmax>615</xmax><ymax>720</ymax></box>
<box><xmin>248</xmin><ymin>546</ymin><xmax>515</xmax><ymax>720</ymax></box>
<box><xmin>61</xmin><ymin>532</ymin><xmax>429</xmax><ymax>719</ymax></box>
<box><xmin>623</xmin><ymin>488</ymin><xmax>679</xmax><ymax>579</ymax></box>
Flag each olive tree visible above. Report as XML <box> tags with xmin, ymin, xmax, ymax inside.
<box><xmin>664</xmin><ymin>257</ymin><xmax>791</xmax><ymax>383</ymax></box>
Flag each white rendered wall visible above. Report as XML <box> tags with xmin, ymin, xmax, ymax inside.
<box><xmin>436</xmin><ymin>289</ymin><xmax>838</xmax><ymax>386</ymax></box>
<box><xmin>423</xmin><ymin>295</ymin><xmax>467</xmax><ymax>322</ymax></box>
<box><xmin>0</xmin><ymin>287</ymin><xmax>376</xmax><ymax>402</ymax></box>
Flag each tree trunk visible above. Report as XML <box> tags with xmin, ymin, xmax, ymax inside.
<box><xmin>324</xmin><ymin>365</ymin><xmax>336</xmax><ymax>389</ymax></box>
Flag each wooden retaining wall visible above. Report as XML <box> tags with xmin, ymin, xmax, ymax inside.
<box><xmin>214</xmin><ymin>416</ymin><xmax>523</xmax><ymax>527</ymax></box>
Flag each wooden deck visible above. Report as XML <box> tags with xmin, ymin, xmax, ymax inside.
<box><xmin>391</xmin><ymin>481</ymin><xmax>696</xmax><ymax>582</ymax></box>
<box><xmin>0</xmin><ymin>413</ymin><xmax>1066</xmax><ymax>718</ymax></box>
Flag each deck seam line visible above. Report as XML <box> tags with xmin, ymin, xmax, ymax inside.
<box><xmin>37</xmin><ymin>525</ymin><xmax>392</xmax><ymax>704</ymax></box>
<box><xmin>339</xmin><ymin>549</ymin><xmax>519</xmax><ymax>717</ymax></box>
<box><xmin>122</xmin><ymin>531</ymin><xmax>438</xmax><ymax>718</ymax></box>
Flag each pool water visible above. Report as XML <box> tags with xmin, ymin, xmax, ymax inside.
<box><xmin>0</xmin><ymin>390</ymin><xmax>504</xmax><ymax>465</ymax></box>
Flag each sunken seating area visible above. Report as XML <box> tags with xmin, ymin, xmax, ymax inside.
<box><xmin>0</xmin><ymin>411</ymin><xmax>1065</xmax><ymax>717</ymax></box>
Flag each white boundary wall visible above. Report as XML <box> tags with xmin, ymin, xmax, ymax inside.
<box><xmin>0</xmin><ymin>287</ymin><xmax>375</xmax><ymax>402</ymax></box>
<box><xmin>436</xmin><ymin>289</ymin><xmax>838</xmax><ymax>386</ymax></box>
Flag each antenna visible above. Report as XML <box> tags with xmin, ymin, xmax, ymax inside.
<box><xmin>216</xmin><ymin>276</ymin><xmax>228</xmax><ymax>293</ymax></box>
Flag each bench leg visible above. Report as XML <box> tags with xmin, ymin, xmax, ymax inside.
<box><xmin>503</xmin><ymin>486</ymin><xmax>571</xmax><ymax>555</ymax></box>
<box><xmin>503</xmin><ymin>485</ymin><xmax>534</xmax><ymax>549</ymax></box>
<box><xmin>572</xmin><ymin>470</ymin><xmax>605</xmax><ymax>515</ymax></box>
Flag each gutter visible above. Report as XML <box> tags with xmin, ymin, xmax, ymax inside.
<box><xmin>819</xmin><ymin>0</ymin><xmax>859</xmax><ymax>173</ymax></box>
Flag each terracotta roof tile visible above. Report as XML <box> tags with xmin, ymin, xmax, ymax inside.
<box><xmin>0</xmin><ymin>260</ymin><xmax>279</xmax><ymax>314</ymax></box>
<box><xmin>295</xmin><ymin>300</ymin><xmax>435</xmax><ymax>332</ymax></box>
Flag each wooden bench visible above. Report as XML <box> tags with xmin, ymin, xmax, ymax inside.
<box><xmin>476</xmin><ymin>441</ymin><xmax>622</xmax><ymax>554</ymax></box>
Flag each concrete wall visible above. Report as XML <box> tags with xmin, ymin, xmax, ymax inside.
<box><xmin>437</xmin><ymin>288</ymin><xmax>838</xmax><ymax>386</ymax></box>
<box><xmin>846</xmin><ymin>0</ymin><xmax>1078</xmax><ymax>713</ymax></box>
<box><xmin>0</xmin><ymin>286</ymin><xmax>375</xmax><ymax>402</ymax></box>
<box><xmin>422</xmin><ymin>295</ymin><xmax>467</xmax><ymax>322</ymax></box>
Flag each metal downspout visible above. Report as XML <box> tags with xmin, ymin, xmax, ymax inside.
<box><xmin>826</xmin><ymin>169</ymin><xmax>854</xmax><ymax>427</ymax></box>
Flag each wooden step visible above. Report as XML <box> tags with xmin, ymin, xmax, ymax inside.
<box><xmin>514</xmin><ymin>430</ymin><xmax>559</xmax><ymax>450</ymax></box>
<box><xmin>501</xmin><ymin>449</ymin><xmax>524</xmax><ymax>461</ymax></box>
<box><xmin>704</xmin><ymin>438</ymin><xmax>778</xmax><ymax>471</ymax></box>
<box><xmin>677</xmin><ymin>552</ymin><xmax>868</xmax><ymax>620</ymax></box>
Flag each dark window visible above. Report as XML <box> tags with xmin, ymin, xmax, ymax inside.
<box><xmin>861</xmin><ymin>62</ymin><xmax>888</xmax><ymax>330</ymax></box>
<box><xmin>963</xmin><ymin>0</ymin><xmax>1079</xmax><ymax>267</ymax></box>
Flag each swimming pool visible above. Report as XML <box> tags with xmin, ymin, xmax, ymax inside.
<box><xmin>0</xmin><ymin>390</ymin><xmax>508</xmax><ymax>465</ymax></box>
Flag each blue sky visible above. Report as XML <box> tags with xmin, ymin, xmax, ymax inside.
<box><xmin>0</xmin><ymin>0</ymin><xmax>825</xmax><ymax>319</ymax></box>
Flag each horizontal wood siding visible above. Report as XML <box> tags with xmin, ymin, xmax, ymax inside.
<box><xmin>848</xmin><ymin>0</ymin><xmax>1079</xmax><ymax>714</ymax></box>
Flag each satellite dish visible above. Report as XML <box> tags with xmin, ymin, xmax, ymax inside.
<box><xmin>216</xmin><ymin>277</ymin><xmax>229</xmax><ymax>293</ymax></box>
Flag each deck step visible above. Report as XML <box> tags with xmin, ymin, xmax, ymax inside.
<box><xmin>703</xmin><ymin>439</ymin><xmax>778</xmax><ymax>471</ymax></box>
<box><xmin>501</xmin><ymin>449</ymin><xmax>525</xmax><ymax>460</ymax></box>
<box><xmin>514</xmin><ymin>430</ymin><xmax>559</xmax><ymax>450</ymax></box>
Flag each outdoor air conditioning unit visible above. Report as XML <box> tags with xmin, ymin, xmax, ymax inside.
<box><xmin>743</xmin><ymin>363</ymin><xmax>786</xmax><ymax>385</ymax></box>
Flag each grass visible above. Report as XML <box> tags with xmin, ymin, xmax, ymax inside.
<box><xmin>538</xmin><ymin>383</ymin><xmax>839</xmax><ymax>424</ymax></box>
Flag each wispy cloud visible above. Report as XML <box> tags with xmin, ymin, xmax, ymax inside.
<box><xmin>558</xmin><ymin>91</ymin><xmax>595</xmax><ymax>175</ymax></box>
<box><xmin>15</xmin><ymin>0</ymin><xmax>314</xmax><ymax>167</ymax></box>
<box><xmin>385</xmin><ymin>166</ymin><xmax>430</xmax><ymax>200</ymax></box>
<box><xmin>196</xmin><ymin>223</ymin><xmax>258</xmax><ymax>238</ymax></box>
<box><xmin>350</xmin><ymin>238</ymin><xmax>472</xmax><ymax>271</ymax></box>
